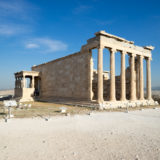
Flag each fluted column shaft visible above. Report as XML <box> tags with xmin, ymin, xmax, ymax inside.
<box><xmin>97</xmin><ymin>46</ymin><xmax>104</xmax><ymax>103</ymax></box>
<box><xmin>146</xmin><ymin>57</ymin><xmax>152</xmax><ymax>100</ymax></box>
<box><xmin>139</xmin><ymin>55</ymin><xmax>144</xmax><ymax>100</ymax></box>
<box><xmin>110</xmin><ymin>48</ymin><xmax>116</xmax><ymax>101</ymax></box>
<box><xmin>120</xmin><ymin>51</ymin><xmax>126</xmax><ymax>101</ymax></box>
<box><xmin>130</xmin><ymin>54</ymin><xmax>136</xmax><ymax>100</ymax></box>
<box><xmin>136</xmin><ymin>58</ymin><xmax>140</xmax><ymax>99</ymax></box>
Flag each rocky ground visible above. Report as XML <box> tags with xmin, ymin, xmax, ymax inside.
<box><xmin>152</xmin><ymin>90</ymin><xmax>160</xmax><ymax>104</ymax></box>
<box><xmin>0</xmin><ymin>109</ymin><xmax>160</xmax><ymax>160</ymax></box>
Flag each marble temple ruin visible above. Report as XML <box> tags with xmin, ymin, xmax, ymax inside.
<box><xmin>14</xmin><ymin>30</ymin><xmax>157</xmax><ymax>109</ymax></box>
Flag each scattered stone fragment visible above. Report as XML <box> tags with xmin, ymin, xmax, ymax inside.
<box><xmin>5</xmin><ymin>118</ymin><xmax>8</xmax><ymax>123</ymax></box>
<box><xmin>62</xmin><ymin>155</ymin><xmax>66</xmax><ymax>158</ymax></box>
<box><xmin>135</xmin><ymin>155</ymin><xmax>139</xmax><ymax>160</ymax></box>
<box><xmin>45</xmin><ymin>118</ymin><xmax>48</xmax><ymax>121</ymax></box>
<box><xmin>72</xmin><ymin>152</ymin><xmax>76</xmax><ymax>156</ymax></box>
<box><xmin>65</xmin><ymin>113</ymin><xmax>70</xmax><ymax>116</ymax></box>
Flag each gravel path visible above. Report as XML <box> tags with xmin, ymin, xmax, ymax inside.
<box><xmin>0</xmin><ymin>109</ymin><xmax>160</xmax><ymax>160</ymax></box>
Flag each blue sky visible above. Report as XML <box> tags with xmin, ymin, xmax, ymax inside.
<box><xmin>0</xmin><ymin>0</ymin><xmax>160</xmax><ymax>90</ymax></box>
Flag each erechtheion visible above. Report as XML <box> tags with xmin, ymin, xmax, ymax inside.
<box><xmin>14</xmin><ymin>30</ymin><xmax>157</xmax><ymax>109</ymax></box>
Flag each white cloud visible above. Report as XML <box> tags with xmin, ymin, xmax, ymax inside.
<box><xmin>25</xmin><ymin>38</ymin><xmax>68</xmax><ymax>53</ymax></box>
<box><xmin>26</xmin><ymin>43</ymin><xmax>39</xmax><ymax>49</ymax></box>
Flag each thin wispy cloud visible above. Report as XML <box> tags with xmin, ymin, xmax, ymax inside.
<box><xmin>0</xmin><ymin>24</ymin><xmax>31</xmax><ymax>36</ymax></box>
<box><xmin>0</xmin><ymin>1</ymin><xmax>23</xmax><ymax>13</ymax></box>
<box><xmin>0</xmin><ymin>0</ymin><xmax>34</xmax><ymax>20</ymax></box>
<box><xmin>0</xmin><ymin>0</ymin><xmax>37</xmax><ymax>36</ymax></box>
<box><xmin>25</xmin><ymin>38</ymin><xmax>68</xmax><ymax>53</ymax></box>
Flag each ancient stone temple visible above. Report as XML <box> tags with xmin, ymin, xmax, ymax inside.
<box><xmin>14</xmin><ymin>30</ymin><xmax>157</xmax><ymax>109</ymax></box>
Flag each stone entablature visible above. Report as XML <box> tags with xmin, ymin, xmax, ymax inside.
<box><xmin>82</xmin><ymin>31</ymin><xmax>153</xmax><ymax>58</ymax></box>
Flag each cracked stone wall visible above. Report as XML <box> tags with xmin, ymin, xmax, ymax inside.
<box><xmin>32</xmin><ymin>51</ymin><xmax>91</xmax><ymax>101</ymax></box>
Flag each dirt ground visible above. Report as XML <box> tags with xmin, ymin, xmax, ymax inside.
<box><xmin>0</xmin><ymin>101</ymin><xmax>159</xmax><ymax>119</ymax></box>
<box><xmin>0</xmin><ymin>108</ymin><xmax>160</xmax><ymax>160</ymax></box>
<box><xmin>0</xmin><ymin>90</ymin><xmax>14</xmax><ymax>96</ymax></box>
<box><xmin>0</xmin><ymin>101</ymin><xmax>93</xmax><ymax>118</ymax></box>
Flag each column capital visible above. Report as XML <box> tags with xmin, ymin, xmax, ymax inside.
<box><xmin>140</xmin><ymin>55</ymin><xmax>144</xmax><ymax>58</ymax></box>
<box><xmin>146</xmin><ymin>56</ymin><xmax>151</xmax><ymax>61</ymax></box>
<box><xmin>121</xmin><ymin>50</ymin><xmax>127</xmax><ymax>54</ymax></box>
<box><xmin>130</xmin><ymin>53</ymin><xmax>136</xmax><ymax>57</ymax></box>
<box><xmin>110</xmin><ymin>48</ymin><xmax>117</xmax><ymax>53</ymax></box>
<box><xmin>97</xmin><ymin>44</ymin><xmax>104</xmax><ymax>49</ymax></box>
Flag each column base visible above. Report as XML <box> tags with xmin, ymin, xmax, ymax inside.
<box><xmin>109</xmin><ymin>97</ymin><xmax>116</xmax><ymax>101</ymax></box>
<box><xmin>97</xmin><ymin>99</ymin><xmax>104</xmax><ymax>104</ymax></box>
<box><xmin>120</xmin><ymin>98</ymin><xmax>126</xmax><ymax>101</ymax></box>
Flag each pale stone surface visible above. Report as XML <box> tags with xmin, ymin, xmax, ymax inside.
<box><xmin>0</xmin><ymin>109</ymin><xmax>160</xmax><ymax>160</ymax></box>
<box><xmin>14</xmin><ymin>30</ymin><xmax>155</xmax><ymax>109</ymax></box>
<box><xmin>110</xmin><ymin>48</ymin><xmax>116</xmax><ymax>101</ymax></box>
<box><xmin>120</xmin><ymin>51</ymin><xmax>126</xmax><ymax>101</ymax></box>
<box><xmin>130</xmin><ymin>54</ymin><xmax>136</xmax><ymax>101</ymax></box>
<box><xmin>32</xmin><ymin>51</ymin><xmax>90</xmax><ymax>101</ymax></box>
<box><xmin>147</xmin><ymin>58</ymin><xmax>152</xmax><ymax>100</ymax></box>
<box><xmin>139</xmin><ymin>55</ymin><xmax>144</xmax><ymax>100</ymax></box>
<box><xmin>97</xmin><ymin>46</ymin><xmax>104</xmax><ymax>103</ymax></box>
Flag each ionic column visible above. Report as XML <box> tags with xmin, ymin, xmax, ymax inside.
<box><xmin>136</xmin><ymin>57</ymin><xmax>140</xmax><ymax>99</ymax></box>
<box><xmin>97</xmin><ymin>45</ymin><xmax>104</xmax><ymax>103</ymax></box>
<box><xmin>139</xmin><ymin>55</ymin><xmax>144</xmax><ymax>100</ymax></box>
<box><xmin>146</xmin><ymin>57</ymin><xmax>152</xmax><ymax>100</ymax></box>
<box><xmin>110</xmin><ymin>48</ymin><xmax>116</xmax><ymax>101</ymax></box>
<box><xmin>31</xmin><ymin>76</ymin><xmax>35</xmax><ymax>88</ymax></box>
<box><xmin>120</xmin><ymin>51</ymin><xmax>126</xmax><ymax>101</ymax></box>
<box><xmin>130</xmin><ymin>54</ymin><xmax>136</xmax><ymax>101</ymax></box>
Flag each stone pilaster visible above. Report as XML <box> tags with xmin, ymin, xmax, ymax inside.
<box><xmin>139</xmin><ymin>55</ymin><xmax>144</xmax><ymax>100</ymax></box>
<box><xmin>15</xmin><ymin>77</ymin><xmax>17</xmax><ymax>88</ymax></box>
<box><xmin>110</xmin><ymin>48</ymin><xmax>116</xmax><ymax>101</ymax></box>
<box><xmin>23</xmin><ymin>76</ymin><xmax>25</xmax><ymax>88</ymax></box>
<box><xmin>146</xmin><ymin>57</ymin><xmax>152</xmax><ymax>100</ymax></box>
<box><xmin>130</xmin><ymin>54</ymin><xmax>136</xmax><ymax>101</ymax></box>
<box><xmin>97</xmin><ymin>45</ymin><xmax>104</xmax><ymax>103</ymax></box>
<box><xmin>120</xmin><ymin>51</ymin><xmax>126</xmax><ymax>101</ymax></box>
<box><xmin>31</xmin><ymin>76</ymin><xmax>35</xmax><ymax>88</ymax></box>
